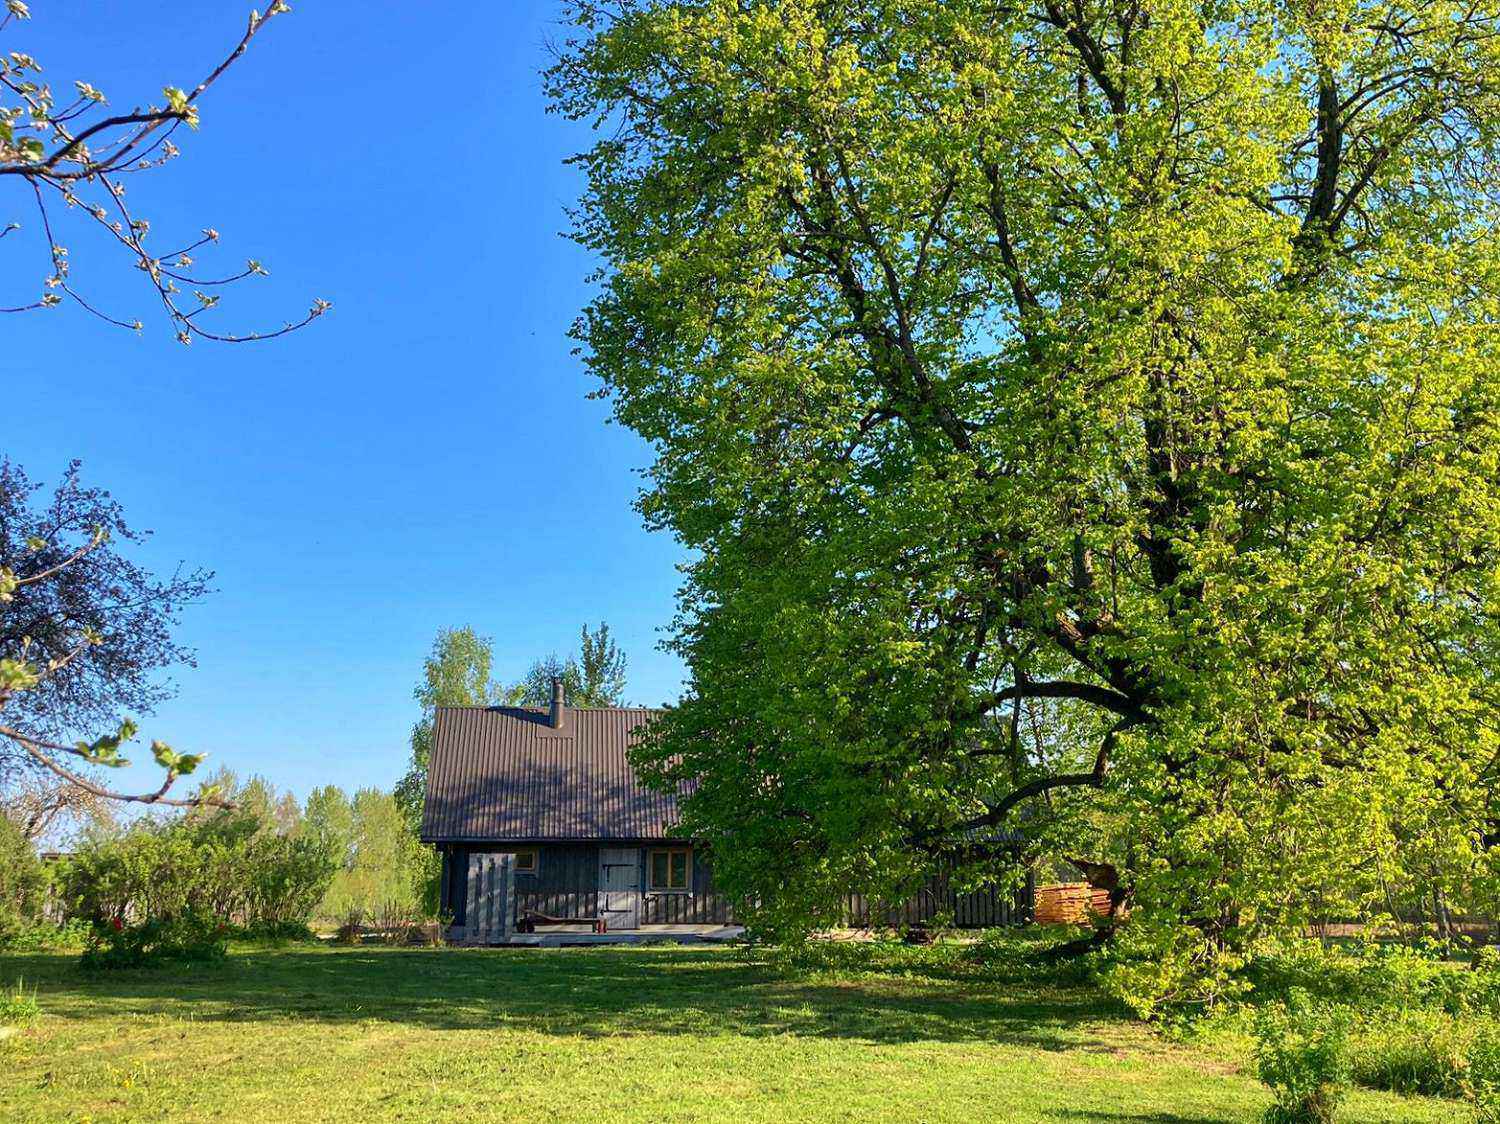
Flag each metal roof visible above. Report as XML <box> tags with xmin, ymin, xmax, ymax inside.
<box><xmin>420</xmin><ymin>705</ymin><xmax>685</xmax><ymax>843</ymax></box>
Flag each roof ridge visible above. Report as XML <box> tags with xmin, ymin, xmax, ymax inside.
<box><xmin>434</xmin><ymin>703</ymin><xmax>662</xmax><ymax>711</ymax></box>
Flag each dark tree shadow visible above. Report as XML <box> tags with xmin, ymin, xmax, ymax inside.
<box><xmin>1</xmin><ymin>945</ymin><xmax>1144</xmax><ymax>1054</ymax></box>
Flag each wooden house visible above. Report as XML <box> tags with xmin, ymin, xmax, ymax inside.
<box><xmin>421</xmin><ymin>680</ymin><xmax>1030</xmax><ymax>942</ymax></box>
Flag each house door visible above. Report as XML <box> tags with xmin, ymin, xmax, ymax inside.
<box><xmin>599</xmin><ymin>847</ymin><xmax>641</xmax><ymax>930</ymax></box>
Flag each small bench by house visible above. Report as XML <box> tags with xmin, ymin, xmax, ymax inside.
<box><xmin>517</xmin><ymin>910</ymin><xmax>607</xmax><ymax>934</ymax></box>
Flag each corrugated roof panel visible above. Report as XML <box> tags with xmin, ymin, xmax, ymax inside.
<box><xmin>420</xmin><ymin>705</ymin><xmax>686</xmax><ymax>842</ymax></box>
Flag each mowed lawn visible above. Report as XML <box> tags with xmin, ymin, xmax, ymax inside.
<box><xmin>0</xmin><ymin>943</ymin><xmax>1468</xmax><ymax>1123</ymax></box>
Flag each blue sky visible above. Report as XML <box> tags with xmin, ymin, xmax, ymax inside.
<box><xmin>5</xmin><ymin>1</ymin><xmax>685</xmax><ymax>801</ymax></box>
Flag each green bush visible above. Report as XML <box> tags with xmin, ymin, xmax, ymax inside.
<box><xmin>1248</xmin><ymin>938</ymin><xmax>1500</xmax><ymax>1017</ymax></box>
<box><xmin>232</xmin><ymin>919</ymin><xmax>317</xmax><ymax>943</ymax></box>
<box><xmin>55</xmin><ymin>811</ymin><xmax>334</xmax><ymax>933</ymax></box>
<box><xmin>0</xmin><ymin>918</ymin><xmax>91</xmax><ymax>952</ymax></box>
<box><xmin>0</xmin><ymin>978</ymin><xmax>40</xmax><ymax>1027</ymax></box>
<box><xmin>0</xmin><ymin>815</ymin><xmax>49</xmax><ymax>947</ymax></box>
<box><xmin>1346</xmin><ymin>1009</ymin><xmax>1476</xmax><ymax>1097</ymax></box>
<box><xmin>79</xmin><ymin>911</ymin><xmax>228</xmax><ymax>971</ymax></box>
<box><xmin>1253</xmin><ymin>996</ymin><xmax>1351</xmax><ymax>1124</ymax></box>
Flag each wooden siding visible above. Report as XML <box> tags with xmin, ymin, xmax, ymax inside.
<box><xmin>441</xmin><ymin>843</ymin><xmax>1033</xmax><ymax>930</ymax></box>
<box><xmin>507</xmin><ymin>843</ymin><xmax>602</xmax><ymax>920</ymax></box>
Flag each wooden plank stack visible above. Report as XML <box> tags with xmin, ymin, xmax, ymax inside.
<box><xmin>1034</xmin><ymin>882</ymin><xmax>1115</xmax><ymax>926</ymax></box>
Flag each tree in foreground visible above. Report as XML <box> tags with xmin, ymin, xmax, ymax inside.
<box><xmin>0</xmin><ymin>1</ymin><xmax>329</xmax><ymax>341</ymax></box>
<box><xmin>551</xmin><ymin>0</ymin><xmax>1500</xmax><ymax>1007</ymax></box>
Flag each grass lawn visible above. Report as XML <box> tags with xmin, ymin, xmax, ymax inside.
<box><xmin>0</xmin><ymin>942</ymin><xmax>1469</xmax><ymax>1123</ymax></box>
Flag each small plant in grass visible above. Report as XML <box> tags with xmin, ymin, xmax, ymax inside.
<box><xmin>0</xmin><ymin>979</ymin><xmax>40</xmax><ymax>1028</ymax></box>
<box><xmin>1253</xmin><ymin>993</ymin><xmax>1351</xmax><ymax>1124</ymax></box>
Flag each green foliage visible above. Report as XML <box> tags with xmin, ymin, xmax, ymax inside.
<box><xmin>314</xmin><ymin>787</ymin><xmax>431</xmax><ymax>925</ymax></box>
<box><xmin>1345</xmin><ymin>1010</ymin><xmax>1486</xmax><ymax>1098</ymax></box>
<box><xmin>53</xmin><ymin>793</ymin><xmax>334</xmax><ymax>933</ymax></box>
<box><xmin>1246</xmin><ymin>939</ymin><xmax>1500</xmax><ymax>1018</ymax></box>
<box><xmin>0</xmin><ymin>978</ymin><xmax>39</xmax><ymax>1027</ymax></box>
<box><xmin>508</xmin><ymin>622</ymin><xmax>629</xmax><ymax>708</ymax></box>
<box><xmin>1253</xmin><ymin>997</ymin><xmax>1352</xmax><ymax>1124</ymax></box>
<box><xmin>79</xmin><ymin>910</ymin><xmax>227</xmax><ymax>971</ymax></box>
<box><xmin>394</xmin><ymin>626</ymin><xmax>500</xmax><ymax>842</ymax></box>
<box><xmin>0</xmin><ymin>917</ymin><xmax>89</xmax><ymax>952</ymax></box>
<box><xmin>549</xmin><ymin>0</ymin><xmax>1500</xmax><ymax>994</ymax></box>
<box><xmin>1098</xmin><ymin>914</ymin><xmax>1252</xmax><ymax>1021</ymax></box>
<box><xmin>0</xmin><ymin>813</ymin><xmax>48</xmax><ymax>946</ymax></box>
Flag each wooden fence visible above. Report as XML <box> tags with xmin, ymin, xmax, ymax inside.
<box><xmin>841</xmin><ymin>871</ymin><xmax>1033</xmax><ymax>929</ymax></box>
<box><xmin>463</xmin><ymin>852</ymin><xmax>515</xmax><ymax>944</ymax></box>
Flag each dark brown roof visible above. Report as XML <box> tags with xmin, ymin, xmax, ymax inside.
<box><xmin>420</xmin><ymin>705</ymin><xmax>683</xmax><ymax>843</ymax></box>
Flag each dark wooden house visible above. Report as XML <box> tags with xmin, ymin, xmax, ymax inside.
<box><xmin>421</xmin><ymin>680</ymin><xmax>1029</xmax><ymax>940</ymax></box>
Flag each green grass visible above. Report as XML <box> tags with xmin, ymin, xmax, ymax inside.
<box><xmin>0</xmin><ymin>942</ymin><xmax>1468</xmax><ymax>1123</ymax></box>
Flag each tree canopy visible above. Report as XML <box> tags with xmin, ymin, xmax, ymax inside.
<box><xmin>509</xmin><ymin>622</ymin><xmax>629</xmax><ymax>708</ymax></box>
<box><xmin>0</xmin><ymin>460</ymin><xmax>217</xmax><ymax>809</ymax></box>
<box><xmin>551</xmin><ymin>0</ymin><xmax>1500</xmax><ymax>1002</ymax></box>
<box><xmin>394</xmin><ymin>626</ymin><xmax>501</xmax><ymax>832</ymax></box>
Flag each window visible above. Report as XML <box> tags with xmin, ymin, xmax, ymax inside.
<box><xmin>512</xmin><ymin>849</ymin><xmax>538</xmax><ymax>874</ymax></box>
<box><xmin>649</xmin><ymin>848</ymin><xmax>691</xmax><ymax>892</ymax></box>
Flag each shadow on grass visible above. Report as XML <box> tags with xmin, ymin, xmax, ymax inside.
<box><xmin>1053</xmin><ymin>1113</ymin><xmax>1230</xmax><ymax>1123</ymax></box>
<box><xmin>0</xmin><ymin>944</ymin><xmax>1131</xmax><ymax>1051</ymax></box>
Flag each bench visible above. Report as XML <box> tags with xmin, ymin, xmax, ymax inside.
<box><xmin>517</xmin><ymin>911</ymin><xmax>607</xmax><ymax>934</ymax></box>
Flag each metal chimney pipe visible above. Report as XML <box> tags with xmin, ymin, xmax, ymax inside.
<box><xmin>549</xmin><ymin>676</ymin><xmax>565</xmax><ymax>729</ymax></box>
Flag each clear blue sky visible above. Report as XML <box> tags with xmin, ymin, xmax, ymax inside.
<box><xmin>5</xmin><ymin>1</ymin><xmax>685</xmax><ymax>801</ymax></box>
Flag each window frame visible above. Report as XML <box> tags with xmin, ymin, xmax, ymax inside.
<box><xmin>511</xmin><ymin>849</ymin><xmax>538</xmax><ymax>875</ymax></box>
<box><xmin>648</xmin><ymin>847</ymin><xmax>692</xmax><ymax>893</ymax></box>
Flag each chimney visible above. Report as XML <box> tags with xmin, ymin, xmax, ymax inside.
<box><xmin>549</xmin><ymin>676</ymin><xmax>565</xmax><ymax>729</ymax></box>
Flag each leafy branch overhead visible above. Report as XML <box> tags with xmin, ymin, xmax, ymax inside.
<box><xmin>0</xmin><ymin>461</ymin><xmax>225</xmax><ymax>810</ymax></box>
<box><xmin>0</xmin><ymin>1</ymin><xmax>330</xmax><ymax>341</ymax></box>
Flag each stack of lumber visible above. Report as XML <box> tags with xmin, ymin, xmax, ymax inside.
<box><xmin>1034</xmin><ymin>882</ymin><xmax>1115</xmax><ymax>926</ymax></box>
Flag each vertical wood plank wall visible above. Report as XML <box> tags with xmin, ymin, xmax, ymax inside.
<box><xmin>441</xmin><ymin>843</ymin><xmax>1033</xmax><ymax>929</ymax></box>
<box><xmin>463</xmin><ymin>852</ymin><xmax>514</xmax><ymax>944</ymax></box>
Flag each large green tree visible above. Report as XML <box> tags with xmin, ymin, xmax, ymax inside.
<box><xmin>551</xmin><ymin>0</ymin><xmax>1500</xmax><ymax>1002</ymax></box>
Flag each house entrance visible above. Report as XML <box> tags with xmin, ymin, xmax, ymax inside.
<box><xmin>599</xmin><ymin>847</ymin><xmax>641</xmax><ymax>930</ymax></box>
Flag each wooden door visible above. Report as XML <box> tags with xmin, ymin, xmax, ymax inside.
<box><xmin>598</xmin><ymin>847</ymin><xmax>641</xmax><ymax>930</ymax></box>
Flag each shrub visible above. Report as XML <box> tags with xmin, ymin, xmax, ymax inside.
<box><xmin>55</xmin><ymin>813</ymin><xmax>334</xmax><ymax>933</ymax></box>
<box><xmin>79</xmin><ymin>911</ymin><xmax>228</xmax><ymax>971</ymax></box>
<box><xmin>0</xmin><ymin>918</ymin><xmax>91</xmax><ymax>952</ymax></box>
<box><xmin>233</xmin><ymin>919</ymin><xmax>316</xmax><ymax>943</ymax></box>
<box><xmin>1346</xmin><ymin>1009</ymin><xmax>1476</xmax><ymax>1097</ymax></box>
<box><xmin>335</xmin><ymin>908</ymin><xmax>364</xmax><ymax>945</ymax></box>
<box><xmin>1098</xmin><ymin>916</ymin><xmax>1251</xmax><ymax>1021</ymax></box>
<box><xmin>0</xmin><ymin>815</ymin><xmax>49</xmax><ymax>946</ymax></box>
<box><xmin>1248</xmin><ymin>937</ymin><xmax>1500</xmax><ymax>1018</ymax></box>
<box><xmin>0</xmin><ymin>979</ymin><xmax>40</xmax><ymax>1027</ymax></box>
<box><xmin>1253</xmin><ymin>996</ymin><xmax>1351</xmax><ymax>1124</ymax></box>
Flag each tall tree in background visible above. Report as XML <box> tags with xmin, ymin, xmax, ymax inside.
<box><xmin>510</xmin><ymin>623</ymin><xmax>628</xmax><ymax>707</ymax></box>
<box><xmin>394</xmin><ymin>627</ymin><xmax>500</xmax><ymax>832</ymax></box>
<box><xmin>552</xmin><ymin>0</ymin><xmax>1500</xmax><ymax>1005</ymax></box>
<box><xmin>301</xmin><ymin>784</ymin><xmax>354</xmax><ymax>870</ymax></box>
<box><xmin>0</xmin><ymin>1</ymin><xmax>329</xmax><ymax>341</ymax></box>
